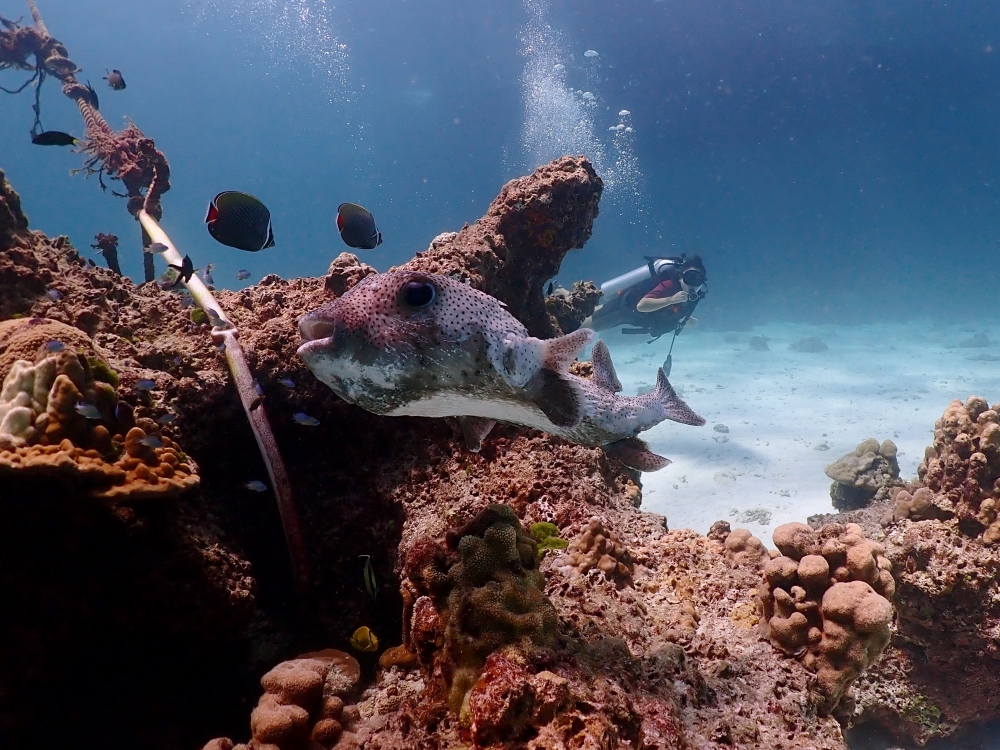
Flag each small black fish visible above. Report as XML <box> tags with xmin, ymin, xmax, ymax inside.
<box><xmin>84</xmin><ymin>81</ymin><xmax>99</xmax><ymax>110</ymax></box>
<box><xmin>337</xmin><ymin>203</ymin><xmax>382</xmax><ymax>250</ymax></box>
<box><xmin>166</xmin><ymin>255</ymin><xmax>194</xmax><ymax>289</ymax></box>
<box><xmin>205</xmin><ymin>191</ymin><xmax>275</xmax><ymax>252</ymax></box>
<box><xmin>104</xmin><ymin>69</ymin><xmax>126</xmax><ymax>90</ymax></box>
<box><xmin>31</xmin><ymin>131</ymin><xmax>78</xmax><ymax>147</ymax></box>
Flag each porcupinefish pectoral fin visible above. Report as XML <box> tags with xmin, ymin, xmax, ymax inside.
<box><xmin>542</xmin><ymin>328</ymin><xmax>594</xmax><ymax>371</ymax></box>
<box><xmin>590</xmin><ymin>339</ymin><xmax>623</xmax><ymax>393</ymax></box>
<box><xmin>604</xmin><ymin>437</ymin><xmax>672</xmax><ymax>472</ymax></box>
<box><xmin>525</xmin><ymin>368</ymin><xmax>584</xmax><ymax>428</ymax></box>
<box><xmin>459</xmin><ymin>416</ymin><xmax>497</xmax><ymax>452</ymax></box>
<box><xmin>655</xmin><ymin>368</ymin><xmax>706</xmax><ymax>426</ymax></box>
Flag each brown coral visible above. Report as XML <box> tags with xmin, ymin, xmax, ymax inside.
<box><xmin>202</xmin><ymin>649</ymin><xmax>360</xmax><ymax>750</ymax></box>
<box><xmin>0</xmin><ymin>317</ymin><xmax>95</xmax><ymax>380</ymax></box>
<box><xmin>544</xmin><ymin>280</ymin><xmax>603</xmax><ymax>334</ymax></box>
<box><xmin>554</xmin><ymin>516</ymin><xmax>634</xmax><ymax>586</ymax></box>
<box><xmin>400</xmin><ymin>504</ymin><xmax>557</xmax><ymax>716</ymax></box>
<box><xmin>824</xmin><ymin>437</ymin><xmax>902</xmax><ymax>511</ymax></box>
<box><xmin>898</xmin><ymin>396</ymin><xmax>1000</xmax><ymax>540</ymax></box>
<box><xmin>758</xmin><ymin>521</ymin><xmax>894</xmax><ymax>713</ymax></box>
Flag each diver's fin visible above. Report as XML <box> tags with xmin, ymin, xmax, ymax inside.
<box><xmin>525</xmin><ymin>368</ymin><xmax>583</xmax><ymax>428</ymax></box>
<box><xmin>459</xmin><ymin>416</ymin><xmax>496</xmax><ymax>452</ymax></box>
<box><xmin>654</xmin><ymin>368</ymin><xmax>705</xmax><ymax>426</ymax></box>
<box><xmin>541</xmin><ymin>328</ymin><xmax>594</xmax><ymax>372</ymax></box>
<box><xmin>590</xmin><ymin>340</ymin><xmax>622</xmax><ymax>393</ymax></box>
<box><xmin>605</xmin><ymin>437</ymin><xmax>671</xmax><ymax>472</ymax></box>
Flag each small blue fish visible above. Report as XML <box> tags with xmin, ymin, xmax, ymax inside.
<box><xmin>139</xmin><ymin>435</ymin><xmax>163</xmax><ymax>448</ymax></box>
<box><xmin>136</xmin><ymin>379</ymin><xmax>156</xmax><ymax>391</ymax></box>
<box><xmin>46</xmin><ymin>289</ymin><xmax>62</xmax><ymax>301</ymax></box>
<box><xmin>181</xmin><ymin>297</ymin><xmax>195</xmax><ymax>309</ymax></box>
<box><xmin>292</xmin><ymin>412</ymin><xmax>320</xmax><ymax>426</ymax></box>
<box><xmin>206</xmin><ymin>308</ymin><xmax>224</xmax><ymax>326</ymax></box>
<box><xmin>173</xmin><ymin>356</ymin><xmax>182</xmax><ymax>365</ymax></box>
<box><xmin>237</xmin><ymin>269</ymin><xmax>251</xmax><ymax>281</ymax></box>
<box><xmin>215</xmin><ymin>342</ymin><xmax>227</xmax><ymax>353</ymax></box>
<box><xmin>145</xmin><ymin>242</ymin><xmax>168</xmax><ymax>254</ymax></box>
<box><xmin>244</xmin><ymin>480</ymin><xmax>268</xmax><ymax>492</ymax></box>
<box><xmin>254</xmin><ymin>379</ymin><xmax>264</xmax><ymax>397</ymax></box>
<box><xmin>157</xmin><ymin>413</ymin><xmax>176</xmax><ymax>424</ymax></box>
<box><xmin>115</xmin><ymin>401</ymin><xmax>131</xmax><ymax>421</ymax></box>
<box><xmin>45</xmin><ymin>340</ymin><xmax>64</xmax><ymax>353</ymax></box>
<box><xmin>86</xmin><ymin>259</ymin><xmax>97</xmax><ymax>269</ymax></box>
<box><xmin>279</xmin><ymin>378</ymin><xmax>296</xmax><ymax>389</ymax></box>
<box><xmin>75</xmin><ymin>402</ymin><xmax>102</xmax><ymax>419</ymax></box>
<box><xmin>203</xmin><ymin>268</ymin><xmax>215</xmax><ymax>286</ymax></box>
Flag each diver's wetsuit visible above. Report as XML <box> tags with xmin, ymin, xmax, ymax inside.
<box><xmin>590</xmin><ymin>259</ymin><xmax>705</xmax><ymax>338</ymax></box>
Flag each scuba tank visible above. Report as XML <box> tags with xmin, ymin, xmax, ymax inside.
<box><xmin>600</xmin><ymin>257</ymin><xmax>683</xmax><ymax>298</ymax></box>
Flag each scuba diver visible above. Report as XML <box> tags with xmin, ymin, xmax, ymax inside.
<box><xmin>586</xmin><ymin>254</ymin><xmax>707</xmax><ymax>374</ymax></box>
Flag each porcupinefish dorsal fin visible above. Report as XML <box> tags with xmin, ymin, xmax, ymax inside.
<box><xmin>590</xmin><ymin>339</ymin><xmax>623</xmax><ymax>393</ymax></box>
<box><xmin>604</xmin><ymin>437</ymin><xmax>671</xmax><ymax>472</ymax></box>
<box><xmin>542</xmin><ymin>328</ymin><xmax>594</xmax><ymax>371</ymax></box>
<box><xmin>459</xmin><ymin>416</ymin><xmax>497</xmax><ymax>452</ymax></box>
<box><xmin>654</xmin><ymin>368</ymin><xmax>706</xmax><ymax>426</ymax></box>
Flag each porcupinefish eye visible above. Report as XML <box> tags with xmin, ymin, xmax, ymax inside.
<box><xmin>400</xmin><ymin>280</ymin><xmax>436</xmax><ymax>308</ymax></box>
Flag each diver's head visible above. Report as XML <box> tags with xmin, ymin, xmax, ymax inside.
<box><xmin>679</xmin><ymin>255</ymin><xmax>707</xmax><ymax>295</ymax></box>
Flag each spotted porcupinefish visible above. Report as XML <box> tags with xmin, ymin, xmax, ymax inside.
<box><xmin>296</xmin><ymin>271</ymin><xmax>705</xmax><ymax>471</ymax></box>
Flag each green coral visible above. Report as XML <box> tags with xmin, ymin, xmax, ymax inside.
<box><xmin>901</xmin><ymin>694</ymin><xmax>943</xmax><ymax>730</ymax></box>
<box><xmin>189</xmin><ymin>308</ymin><xmax>209</xmax><ymax>325</ymax></box>
<box><xmin>530</xmin><ymin>521</ymin><xmax>568</xmax><ymax>559</ymax></box>
<box><xmin>86</xmin><ymin>356</ymin><xmax>119</xmax><ymax>388</ymax></box>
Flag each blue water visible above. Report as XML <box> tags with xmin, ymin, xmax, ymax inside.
<box><xmin>2</xmin><ymin>0</ymin><xmax>999</xmax><ymax>327</ymax></box>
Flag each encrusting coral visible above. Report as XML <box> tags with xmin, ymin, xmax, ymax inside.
<box><xmin>0</xmin><ymin>317</ymin><xmax>198</xmax><ymax>500</ymax></box>
<box><xmin>553</xmin><ymin>515</ymin><xmax>634</xmax><ymax>586</ymax></box>
<box><xmin>824</xmin><ymin>437</ymin><xmax>901</xmax><ymax>511</ymax></box>
<box><xmin>201</xmin><ymin>649</ymin><xmax>361</xmax><ymax>750</ymax></box>
<box><xmin>758</xmin><ymin>521</ymin><xmax>895</xmax><ymax>714</ymax></box>
<box><xmin>400</xmin><ymin>504</ymin><xmax>558</xmax><ymax>719</ymax></box>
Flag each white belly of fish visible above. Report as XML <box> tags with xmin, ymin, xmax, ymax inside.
<box><xmin>387</xmin><ymin>391</ymin><xmax>560</xmax><ymax>435</ymax></box>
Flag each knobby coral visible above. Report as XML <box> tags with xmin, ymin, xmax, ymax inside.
<box><xmin>201</xmin><ymin>649</ymin><xmax>361</xmax><ymax>750</ymax></box>
<box><xmin>824</xmin><ymin>438</ymin><xmax>901</xmax><ymax>511</ymax></box>
<box><xmin>758</xmin><ymin>522</ymin><xmax>895</xmax><ymax>714</ymax></box>
<box><xmin>400</xmin><ymin>504</ymin><xmax>557</xmax><ymax>720</ymax></box>
<box><xmin>553</xmin><ymin>516</ymin><xmax>634</xmax><ymax>586</ymax></box>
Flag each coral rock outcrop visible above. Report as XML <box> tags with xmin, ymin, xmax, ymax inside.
<box><xmin>824</xmin><ymin>438</ymin><xmax>901</xmax><ymax>511</ymax></box>
<box><xmin>759</xmin><ymin>522</ymin><xmax>894</xmax><ymax>714</ymax></box>
<box><xmin>544</xmin><ymin>280</ymin><xmax>603</xmax><ymax>335</ymax></box>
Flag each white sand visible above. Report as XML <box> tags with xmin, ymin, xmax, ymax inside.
<box><xmin>596</xmin><ymin>321</ymin><xmax>1000</xmax><ymax>543</ymax></box>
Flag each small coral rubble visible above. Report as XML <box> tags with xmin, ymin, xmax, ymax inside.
<box><xmin>759</xmin><ymin>522</ymin><xmax>894</xmax><ymax>714</ymax></box>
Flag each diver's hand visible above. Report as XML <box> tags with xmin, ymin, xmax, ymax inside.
<box><xmin>636</xmin><ymin>290</ymin><xmax>689</xmax><ymax>313</ymax></box>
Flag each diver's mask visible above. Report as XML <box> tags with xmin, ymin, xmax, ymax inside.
<box><xmin>679</xmin><ymin>267</ymin><xmax>706</xmax><ymax>298</ymax></box>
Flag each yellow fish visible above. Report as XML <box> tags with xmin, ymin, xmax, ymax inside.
<box><xmin>349</xmin><ymin>625</ymin><xmax>378</xmax><ymax>653</ymax></box>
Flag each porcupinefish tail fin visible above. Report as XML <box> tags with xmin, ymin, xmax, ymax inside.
<box><xmin>541</xmin><ymin>328</ymin><xmax>594</xmax><ymax>372</ymax></box>
<box><xmin>590</xmin><ymin>339</ymin><xmax>623</xmax><ymax>393</ymax></box>
<box><xmin>459</xmin><ymin>416</ymin><xmax>496</xmax><ymax>452</ymax></box>
<box><xmin>605</xmin><ymin>437</ymin><xmax>672</xmax><ymax>472</ymax></box>
<box><xmin>655</xmin><ymin>368</ymin><xmax>706</xmax><ymax>426</ymax></box>
<box><xmin>525</xmin><ymin>368</ymin><xmax>584</xmax><ymax>428</ymax></box>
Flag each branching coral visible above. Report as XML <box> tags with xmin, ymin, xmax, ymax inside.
<box><xmin>400</xmin><ymin>504</ymin><xmax>557</xmax><ymax>719</ymax></box>
<box><xmin>758</xmin><ymin>522</ymin><xmax>894</xmax><ymax>714</ymax></box>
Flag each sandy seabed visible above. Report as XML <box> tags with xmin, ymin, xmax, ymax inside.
<box><xmin>599</xmin><ymin>320</ymin><xmax>1000</xmax><ymax>542</ymax></box>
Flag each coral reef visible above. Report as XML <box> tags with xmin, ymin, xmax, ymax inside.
<box><xmin>397</xmin><ymin>154</ymin><xmax>603</xmax><ymax>338</ymax></box>
<box><xmin>201</xmin><ymin>649</ymin><xmax>361</xmax><ymax>750</ymax></box>
<box><xmin>553</xmin><ymin>515</ymin><xmax>634</xmax><ymax>586</ymax></box>
<box><xmin>544</xmin><ymin>280</ymin><xmax>602</xmax><ymax>334</ymax></box>
<box><xmin>824</xmin><ymin>438</ymin><xmax>901</xmax><ymax>511</ymax></box>
<box><xmin>759</xmin><ymin>522</ymin><xmax>895</xmax><ymax>715</ymax></box>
